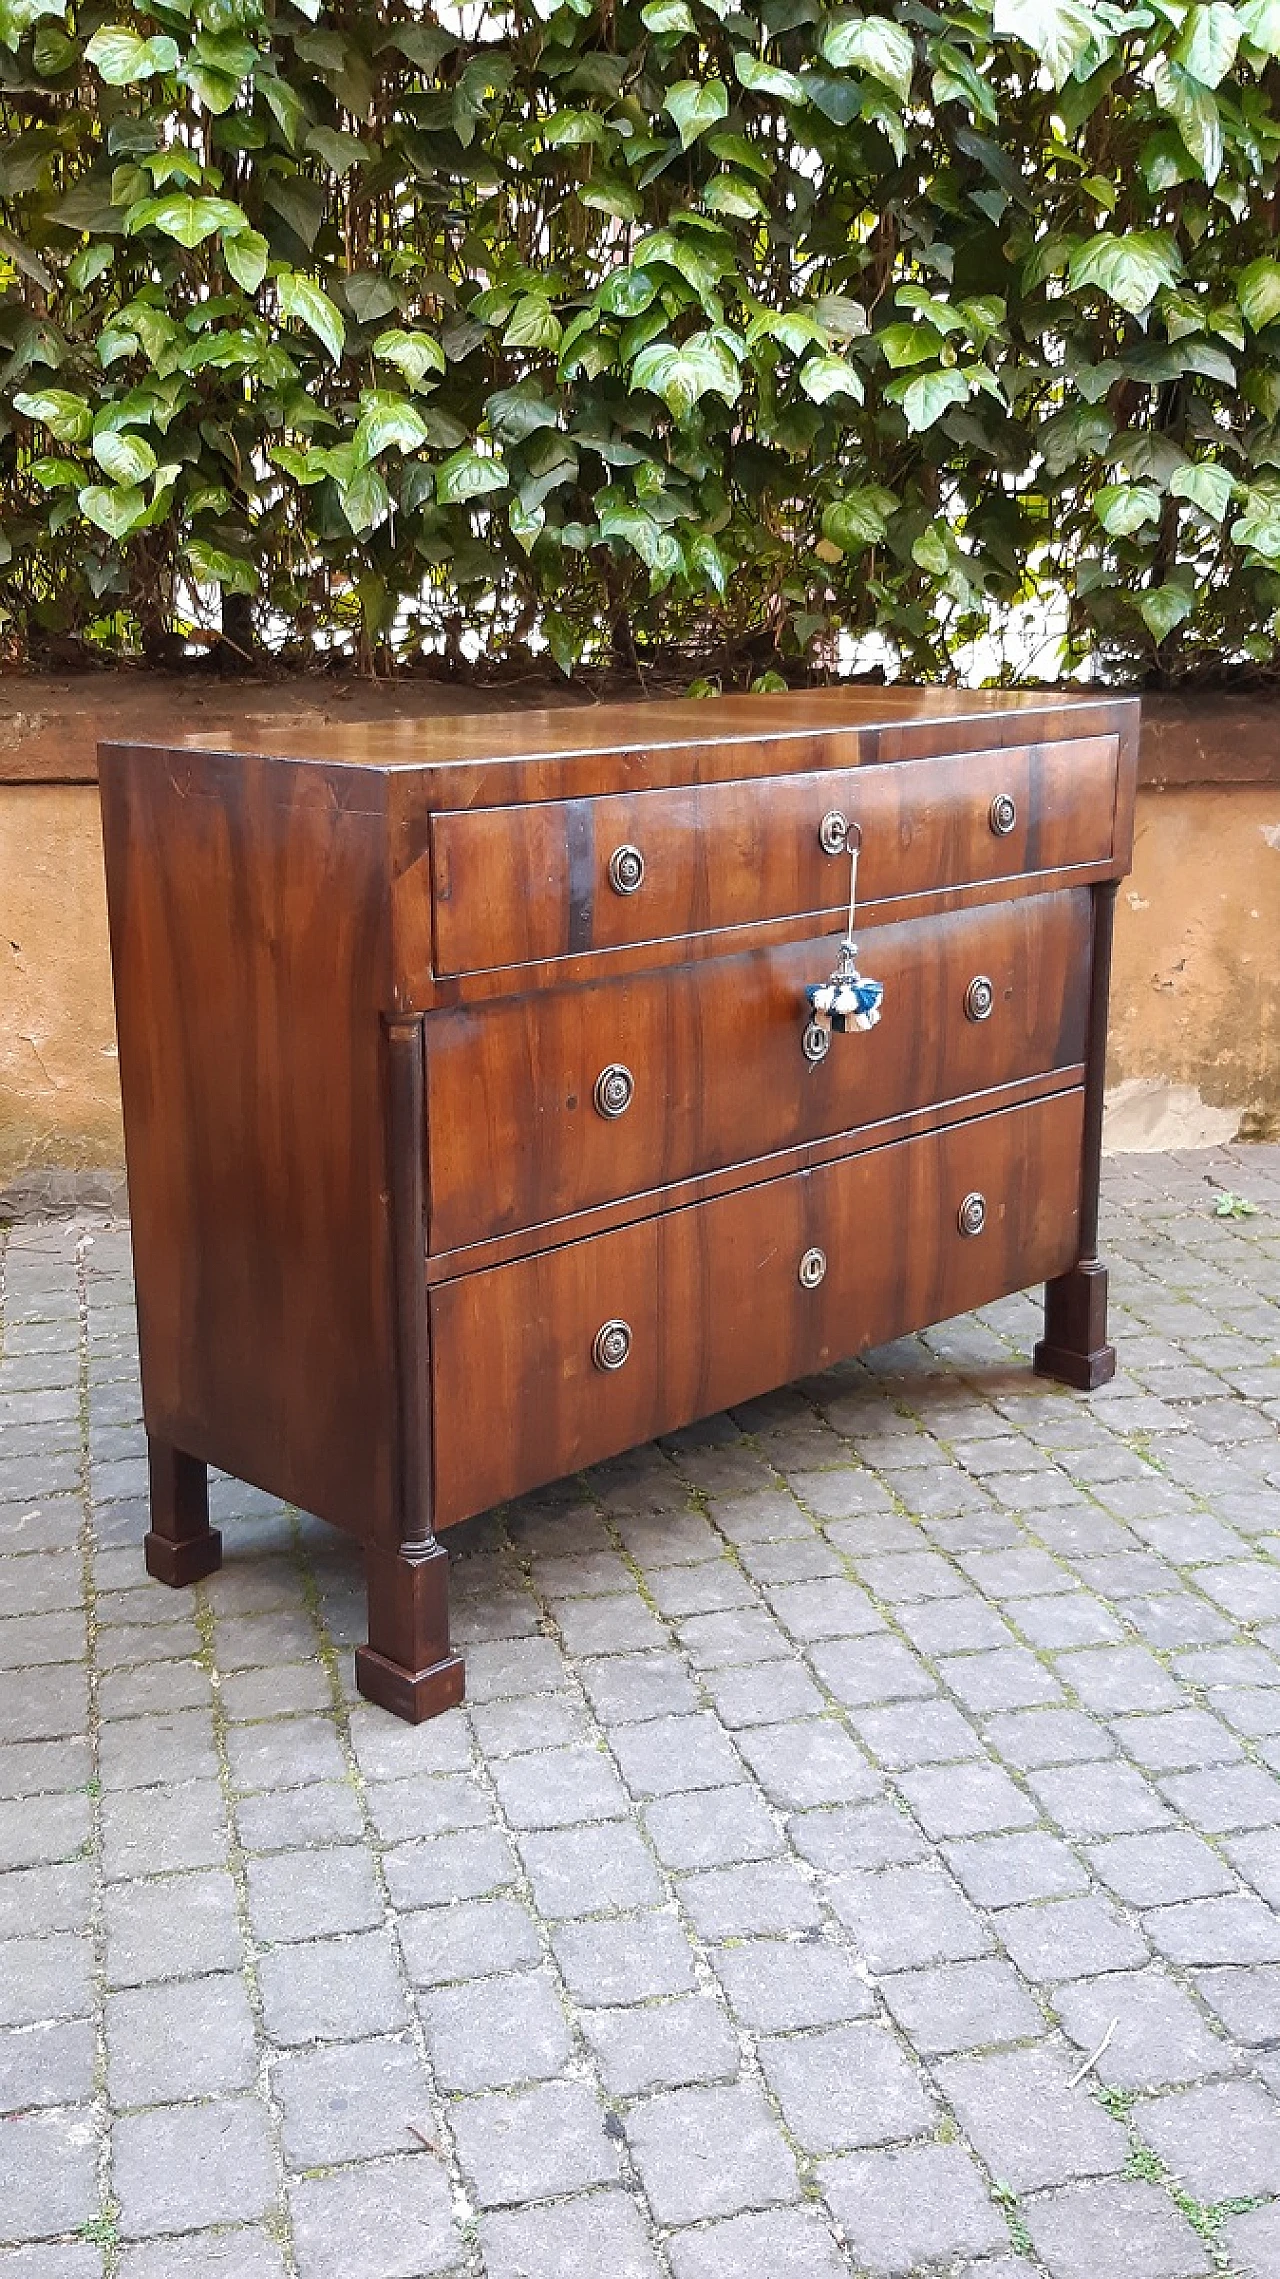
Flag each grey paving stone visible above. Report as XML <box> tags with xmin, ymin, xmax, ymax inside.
<box><xmin>666</xmin><ymin>2206</ymin><xmax>848</xmax><ymax>2279</ymax></box>
<box><xmin>1144</xmin><ymin>1893</ymin><xmax>1280</xmax><ymax>1966</ymax></box>
<box><xmin>1219</xmin><ymin>2199</ymin><xmax>1280</xmax><ymax>2279</ymax></box>
<box><xmin>994</xmin><ymin>1895</ymin><xmax>1148</xmax><ymax>1986</ymax></box>
<box><xmin>246</xmin><ymin>1845</ymin><xmax>382</xmax><ymax>1943</ymax></box>
<box><xmin>937</xmin><ymin>2045</ymin><xmax>1130</xmax><ymax>2192</ymax></box>
<box><xmin>237</xmin><ymin>1778</ymin><xmax>365</xmax><ymax>1854</ymax></box>
<box><xmin>940</xmin><ymin>1647</ymin><xmax>1064</xmax><ymax>1713</ymax></box>
<box><xmin>829</xmin><ymin>1863</ymin><xmax>991</xmax><ymax>1970</ymax></box>
<box><xmin>821</xmin><ymin>2138</ymin><xmax>1008</xmax><ymax>2273</ymax></box>
<box><xmin>274</xmin><ymin>2034</ymin><xmax>433</xmax><ymax>2168</ymax></box>
<box><xmin>553</xmin><ymin>1910</ymin><xmax>698</xmax><ymax>2005</ymax></box>
<box><xmin>1053</xmin><ymin>1969</ymin><xmax>1237</xmax><ymax>2089</ymax></box>
<box><xmin>624</xmin><ymin>2081</ymin><xmax>799</xmax><ymax>2225</ymax></box>
<box><xmin>97</xmin><ymin>1659</ymin><xmax>213</xmax><ymax>1722</ymax></box>
<box><xmin>115</xmin><ymin>2234</ymin><xmax>288</xmax><ymax>2279</ymax></box>
<box><xmin>1159</xmin><ymin>1764</ymin><xmax>1280</xmax><ymax>1833</ymax></box>
<box><xmin>553</xmin><ymin>1594</ymin><xmax>668</xmax><ymax>1657</ymax></box>
<box><xmin>0</xmin><ymin>1661</ymin><xmax>89</xmax><ymax>1746</ymax></box>
<box><xmin>894</xmin><ymin>1598</ymin><xmax>1017</xmax><ymax>1658</ymax></box>
<box><xmin>0</xmin><ymin>1859</ymin><xmax>90</xmax><ymax>1939</ymax></box>
<box><xmin>489</xmin><ymin>1743</ymin><xmax>631</xmax><ymax>1828</ymax></box>
<box><xmin>583</xmin><ymin>1992</ymin><xmax>740</xmax><ymax>2095</ymax></box>
<box><xmin>383</xmin><ymin>1827</ymin><xmax>516</xmax><ymax>1910</ymax></box>
<box><xmin>734</xmin><ymin>1719</ymin><xmax>879</xmax><ymax>1809</ymax></box>
<box><xmin>1115</xmin><ymin>1708</ymin><xmax>1244</xmax><ymax>1770</ymax></box>
<box><xmin>481</xmin><ymin>2192</ymin><xmax>662</xmax><ymax>2279</ymax></box>
<box><xmin>711</xmin><ymin>1935</ymin><xmax>874</xmax><ymax>2032</ymax></box>
<box><xmin>610</xmin><ymin>1714</ymin><xmax>745</xmax><ymax>1799</ymax></box>
<box><xmin>944</xmin><ymin>1829</ymin><xmax>1091</xmax><ymax>1907</ymax></box>
<box><xmin>465</xmin><ymin>1634</ymin><xmax>568</xmax><ymax>1701</ymax></box>
<box><xmin>113</xmin><ymin>2098</ymin><xmax>277</xmax><ymax>2237</ymax></box>
<box><xmin>451</xmin><ymin>2079</ymin><xmax>620</xmax><ymax>2209</ymax></box>
<box><xmin>107</xmin><ymin>1973</ymin><xmax>257</xmax><ymax>2104</ymax></box>
<box><xmin>643</xmin><ymin>1786</ymin><xmax>781</xmax><ymax>1872</ymax></box>
<box><xmin>1021</xmin><ymin>2177</ymin><xmax>1211</xmax><ymax>2279</ymax></box>
<box><xmin>809</xmin><ymin>1633</ymin><xmax>938</xmax><ymax>1708</ymax></box>
<box><xmin>104</xmin><ymin>1870</ymin><xmax>241</xmax><ymax>1988</ymax></box>
<box><xmin>880</xmin><ymin>1957</ymin><xmax>1044</xmax><ymax>2055</ymax></box>
<box><xmin>678</xmin><ymin>1856</ymin><xmax>821</xmax><ymax>1939</ymax></box>
<box><xmin>420</xmin><ymin>1967</ymin><xmax>571</xmax><ymax>2091</ymax></box>
<box><xmin>1134</xmin><ymin>2078</ymin><xmax>1280</xmax><ymax>2200</ymax></box>
<box><xmin>579</xmin><ymin>1651</ymin><xmax>699</xmax><ymax>1725</ymax></box>
<box><xmin>1029</xmin><ymin>1760</ymin><xmax>1172</xmax><ymax>1836</ymax></box>
<box><xmin>703</xmin><ymin>1659</ymin><xmax>827</xmax><ymax>1728</ymax></box>
<box><xmin>765</xmin><ymin>1577</ymin><xmax>885</xmax><ymax>1640</ymax></box>
<box><xmin>1194</xmin><ymin>1963</ymin><xmax>1280</xmax><ymax>2047</ymax></box>
<box><xmin>0</xmin><ymin>2108</ymin><xmax>99</xmax><ymax>2246</ymax></box>
<box><xmin>983</xmin><ymin>1708</ymin><xmax>1116</xmax><ymax>1769</ymax></box>
<box><xmin>468</xmin><ymin>1693</ymin><xmax>595</xmax><ymax>1760</ymax></box>
<box><xmin>895</xmin><ymin>1760</ymin><xmax>1038</xmax><ymax>1839</ymax></box>
<box><xmin>791</xmin><ymin>1798</ymin><xmax>930</xmax><ymax>1872</ymax></box>
<box><xmin>516</xmin><ymin>1822</ymin><xmax>664</xmax><ymax>1920</ymax></box>
<box><xmin>0</xmin><ymin>2018</ymin><xmax>94</xmax><ymax>2113</ymax></box>
<box><xmin>1089</xmin><ymin>1830</ymin><xmax>1236</xmax><ymax>1907</ymax></box>
<box><xmin>225</xmin><ymin>1714</ymin><xmax>346</xmax><ymax>1793</ymax></box>
<box><xmin>0</xmin><ymin>1930</ymin><xmax>91</xmax><ymax>2026</ymax></box>
<box><xmin>759</xmin><ymin>2020</ymin><xmax>932</xmax><ymax>2153</ymax></box>
<box><xmin>289</xmin><ymin>2154</ymin><xmax>462</xmax><ymax>2278</ymax></box>
<box><xmin>259</xmin><ymin>1929</ymin><xmax>410</xmax><ymax>2042</ymax></box>
<box><xmin>398</xmin><ymin>1899</ymin><xmax>540</xmax><ymax>1990</ymax></box>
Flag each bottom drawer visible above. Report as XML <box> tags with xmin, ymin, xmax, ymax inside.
<box><xmin>430</xmin><ymin>1088</ymin><xmax>1084</xmax><ymax>1526</ymax></box>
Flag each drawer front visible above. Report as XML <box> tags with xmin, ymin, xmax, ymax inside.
<box><xmin>426</xmin><ymin>889</ymin><xmax>1091</xmax><ymax>1255</ymax></box>
<box><xmin>429</xmin><ymin>736</ymin><xmax>1118</xmax><ymax>977</ymax></box>
<box><xmin>430</xmin><ymin>1088</ymin><xmax>1084</xmax><ymax>1526</ymax></box>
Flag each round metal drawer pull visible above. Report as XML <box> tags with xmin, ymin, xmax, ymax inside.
<box><xmin>957</xmin><ymin>1192</ymin><xmax>987</xmax><ymax>1238</ymax></box>
<box><xmin>798</xmin><ymin>1246</ymin><xmax>827</xmax><ymax>1289</ymax></box>
<box><xmin>593</xmin><ymin>1319</ymin><xmax>632</xmax><ymax>1371</ymax></box>
<box><xmin>609</xmin><ymin>844</ymin><xmax>645</xmax><ymax>895</ymax></box>
<box><xmin>801</xmin><ymin>1019</ymin><xmax>831</xmax><ymax>1066</ymax></box>
<box><xmin>594</xmin><ymin>1063</ymin><xmax>635</xmax><ymax>1119</ymax></box>
<box><xmin>989</xmin><ymin>792</ymin><xmax>1017</xmax><ymax>837</ymax></box>
<box><xmin>819</xmin><ymin>810</ymin><xmax>849</xmax><ymax>856</ymax></box>
<box><xmin>965</xmin><ymin>974</ymin><xmax>995</xmax><ymax>1023</ymax></box>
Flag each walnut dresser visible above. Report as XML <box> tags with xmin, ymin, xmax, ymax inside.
<box><xmin>98</xmin><ymin>687</ymin><xmax>1139</xmax><ymax>1722</ymax></box>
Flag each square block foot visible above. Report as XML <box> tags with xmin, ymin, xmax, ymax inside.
<box><xmin>1033</xmin><ymin>1340</ymin><xmax>1117</xmax><ymax>1392</ymax></box>
<box><xmin>355</xmin><ymin>1645</ymin><xmax>466</xmax><ymax>1724</ymax></box>
<box><xmin>144</xmin><ymin>1528</ymin><xmax>223</xmax><ymax>1587</ymax></box>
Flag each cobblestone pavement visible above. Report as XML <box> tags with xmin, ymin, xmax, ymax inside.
<box><xmin>2</xmin><ymin>1146</ymin><xmax>1280</xmax><ymax>2279</ymax></box>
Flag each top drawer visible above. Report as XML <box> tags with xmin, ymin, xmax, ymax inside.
<box><xmin>429</xmin><ymin>734</ymin><xmax>1119</xmax><ymax>977</ymax></box>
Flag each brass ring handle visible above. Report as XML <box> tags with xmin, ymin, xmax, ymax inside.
<box><xmin>965</xmin><ymin>975</ymin><xmax>994</xmax><ymax>1023</ymax></box>
<box><xmin>593</xmin><ymin>1319</ymin><xmax>632</xmax><ymax>1370</ymax></box>
<box><xmin>609</xmin><ymin>844</ymin><xmax>645</xmax><ymax>895</ymax></box>
<box><xmin>819</xmin><ymin>811</ymin><xmax>848</xmax><ymax>856</ymax></box>
<box><xmin>989</xmin><ymin>793</ymin><xmax>1017</xmax><ymax>837</ymax></box>
<box><xmin>798</xmin><ymin>1246</ymin><xmax>827</xmax><ymax>1288</ymax></box>
<box><xmin>594</xmin><ymin>1064</ymin><xmax>635</xmax><ymax>1119</ymax></box>
<box><xmin>957</xmin><ymin>1192</ymin><xmax>987</xmax><ymax>1237</ymax></box>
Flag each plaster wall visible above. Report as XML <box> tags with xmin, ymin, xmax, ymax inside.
<box><xmin>0</xmin><ymin>779</ymin><xmax>1277</xmax><ymax>1190</ymax></box>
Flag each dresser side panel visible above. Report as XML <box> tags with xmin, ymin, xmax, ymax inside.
<box><xmin>98</xmin><ymin>744</ymin><xmax>400</xmax><ymax>1540</ymax></box>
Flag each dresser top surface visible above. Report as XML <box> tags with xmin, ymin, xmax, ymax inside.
<box><xmin>100</xmin><ymin>684</ymin><xmax>1139</xmax><ymax>777</ymax></box>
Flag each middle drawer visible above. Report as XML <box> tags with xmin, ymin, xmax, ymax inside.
<box><xmin>425</xmin><ymin>886</ymin><xmax>1090</xmax><ymax>1255</ymax></box>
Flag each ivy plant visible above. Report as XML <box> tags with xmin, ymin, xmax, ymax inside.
<box><xmin>2</xmin><ymin>0</ymin><xmax>1279</xmax><ymax>679</ymax></box>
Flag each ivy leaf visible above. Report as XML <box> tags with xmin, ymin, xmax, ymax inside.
<box><xmin>277</xmin><ymin>272</ymin><xmax>345</xmax><ymax>362</ymax></box>
<box><xmin>1231</xmin><ymin>488</ymin><xmax>1280</xmax><ymax>560</ymax></box>
<box><xmin>799</xmin><ymin>352</ymin><xmax>865</xmax><ymax>404</ymax></box>
<box><xmin>13</xmin><ymin>388</ymin><xmax>92</xmax><ymax>443</ymax></box>
<box><xmin>84</xmin><ymin>26</ymin><xmax>177</xmax><ymax>82</ymax></box>
<box><xmin>78</xmin><ymin>481</ymin><xmax>148</xmax><ymax>536</ymax></box>
<box><xmin>437</xmin><ymin>447</ymin><xmax>510</xmax><ymax>503</ymax></box>
<box><xmin>92</xmin><ymin>428</ymin><xmax>157</xmax><ymax>483</ymax></box>
<box><xmin>127</xmin><ymin>194</ymin><xmax>250</xmax><ymax>247</ymax></box>
<box><xmin>1174</xmin><ymin>2</ymin><xmax>1241</xmax><ymax>85</ymax></box>
<box><xmin>373</xmin><ymin>329</ymin><xmax>446</xmax><ymax>386</ymax></box>
<box><xmin>1239</xmin><ymin>0</ymin><xmax>1280</xmax><ymax>47</ymax></box>
<box><xmin>820</xmin><ymin>14</ymin><xmax>914</xmax><ymax>101</ymax></box>
<box><xmin>504</xmin><ymin>296</ymin><xmax>563</xmax><ymax>351</ymax></box>
<box><xmin>821</xmin><ymin>485</ymin><xmax>897</xmax><ymax>549</ymax></box>
<box><xmin>1138</xmin><ymin>584</ymin><xmax>1194</xmax><ymax>640</ymax></box>
<box><xmin>339</xmin><ymin>465</ymin><xmax>391</xmax><ymax>534</ymax></box>
<box><xmin>30</xmin><ymin>455</ymin><xmax>83</xmax><ymax>488</ymax></box>
<box><xmin>1095</xmin><ymin>482</ymin><xmax>1162</xmax><ymax>535</ymax></box>
<box><xmin>596</xmin><ymin>491</ymin><xmax>683</xmax><ymax>585</ymax></box>
<box><xmin>702</xmin><ymin>172</ymin><xmax>768</xmax><ymax>218</ymax></box>
<box><xmin>1069</xmin><ymin>231</ymin><xmax>1182</xmax><ymax>314</ymax></box>
<box><xmin>642</xmin><ymin>0</ymin><xmax>696</xmax><ymax>28</ymax></box>
<box><xmin>735</xmin><ymin>52</ymin><xmax>807</xmax><ymax>102</ymax></box>
<box><xmin>1238</xmin><ymin>258</ymin><xmax>1280</xmax><ymax>331</ymax></box>
<box><xmin>354</xmin><ymin>391</ymin><xmax>430</xmax><ymax>460</ymax></box>
<box><xmin>886</xmin><ymin>367</ymin><xmax>969</xmax><ymax>430</ymax></box>
<box><xmin>631</xmin><ymin>331</ymin><xmax>742</xmax><ymax>419</ymax></box>
<box><xmin>1170</xmin><ymin>461</ymin><xmax>1235</xmax><ymax>520</ymax></box>
<box><xmin>687</xmin><ymin>531</ymin><xmax>727</xmax><ymax>595</ymax></box>
<box><xmin>663</xmin><ymin>78</ymin><xmax>729</xmax><ymax>147</ymax></box>
<box><xmin>991</xmin><ymin>0</ymin><xmax>1097</xmax><ymax>88</ymax></box>
<box><xmin>223</xmin><ymin>229</ymin><xmax>269</xmax><ymax>294</ymax></box>
<box><xmin>185</xmin><ymin>538</ymin><xmax>258</xmax><ymax>593</ymax></box>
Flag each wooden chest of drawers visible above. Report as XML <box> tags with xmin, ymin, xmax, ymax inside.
<box><xmin>99</xmin><ymin>688</ymin><xmax>1139</xmax><ymax>1721</ymax></box>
